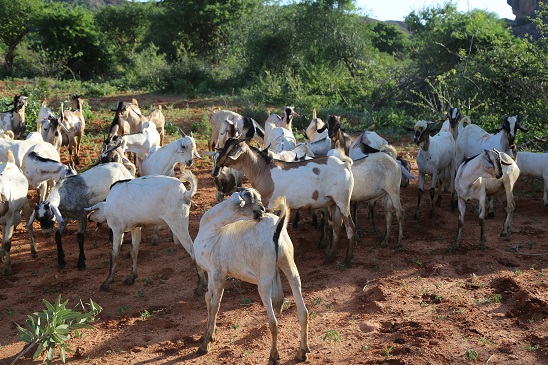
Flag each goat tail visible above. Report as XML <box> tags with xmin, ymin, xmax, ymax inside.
<box><xmin>272</xmin><ymin>196</ymin><xmax>290</xmax><ymax>262</ymax></box>
<box><xmin>380</xmin><ymin>144</ymin><xmax>397</xmax><ymax>160</ymax></box>
<box><xmin>338</xmin><ymin>144</ymin><xmax>354</xmax><ymax>168</ymax></box>
<box><xmin>179</xmin><ymin>169</ymin><xmax>198</xmax><ymax>198</ymax></box>
<box><xmin>458</xmin><ymin>116</ymin><xmax>472</xmax><ymax>131</ymax></box>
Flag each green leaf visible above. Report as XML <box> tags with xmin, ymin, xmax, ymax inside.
<box><xmin>33</xmin><ymin>341</ymin><xmax>45</xmax><ymax>359</ymax></box>
<box><xmin>60</xmin><ymin>345</ymin><xmax>67</xmax><ymax>363</ymax></box>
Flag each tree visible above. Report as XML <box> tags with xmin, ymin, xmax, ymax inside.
<box><xmin>369</xmin><ymin>22</ymin><xmax>410</xmax><ymax>56</ymax></box>
<box><xmin>95</xmin><ymin>2</ymin><xmax>153</xmax><ymax>63</ymax></box>
<box><xmin>0</xmin><ymin>0</ymin><xmax>42</xmax><ymax>70</ymax></box>
<box><xmin>157</xmin><ymin>0</ymin><xmax>260</xmax><ymax>59</ymax></box>
<box><xmin>31</xmin><ymin>2</ymin><xmax>111</xmax><ymax>78</ymax></box>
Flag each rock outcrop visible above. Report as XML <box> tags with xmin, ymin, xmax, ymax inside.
<box><xmin>507</xmin><ymin>0</ymin><xmax>541</xmax><ymax>19</ymax></box>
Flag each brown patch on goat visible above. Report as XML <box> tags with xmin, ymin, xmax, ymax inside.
<box><xmin>312</xmin><ymin>190</ymin><xmax>319</xmax><ymax>200</ymax></box>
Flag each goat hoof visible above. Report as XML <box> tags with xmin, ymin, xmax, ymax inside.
<box><xmin>124</xmin><ymin>276</ymin><xmax>137</xmax><ymax>285</ymax></box>
<box><xmin>196</xmin><ymin>345</ymin><xmax>209</xmax><ymax>355</ymax></box>
<box><xmin>31</xmin><ymin>252</ymin><xmax>38</xmax><ymax>259</ymax></box>
<box><xmin>77</xmin><ymin>265</ymin><xmax>86</xmax><ymax>271</ymax></box>
<box><xmin>487</xmin><ymin>212</ymin><xmax>495</xmax><ymax>219</ymax></box>
<box><xmin>295</xmin><ymin>348</ymin><xmax>310</xmax><ymax>362</ymax></box>
<box><xmin>58</xmin><ymin>262</ymin><xmax>66</xmax><ymax>270</ymax></box>
<box><xmin>413</xmin><ymin>212</ymin><xmax>419</xmax><ymax>220</ymax></box>
<box><xmin>4</xmin><ymin>268</ymin><xmax>12</xmax><ymax>276</ymax></box>
<box><xmin>100</xmin><ymin>282</ymin><xmax>110</xmax><ymax>291</ymax></box>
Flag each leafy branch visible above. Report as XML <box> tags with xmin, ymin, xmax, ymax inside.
<box><xmin>11</xmin><ymin>295</ymin><xmax>102</xmax><ymax>365</ymax></box>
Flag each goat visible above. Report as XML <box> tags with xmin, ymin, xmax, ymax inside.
<box><xmin>209</xmin><ymin>110</ymin><xmax>265</xmax><ymax>151</ymax></box>
<box><xmin>0</xmin><ymin>95</ymin><xmax>27</xmax><ymax>139</ymax></box>
<box><xmin>455</xmin><ymin>115</ymin><xmax>527</xmax><ymax>168</ymax></box>
<box><xmin>86</xmin><ymin>171</ymin><xmax>205</xmax><ymax>294</ymax></box>
<box><xmin>193</xmin><ymin>188</ymin><xmax>310</xmax><ymax>364</ymax></box>
<box><xmin>27</xmin><ymin>162</ymin><xmax>134</xmax><ymax>270</ymax></box>
<box><xmin>60</xmin><ymin>95</ymin><xmax>85</xmax><ymax>165</ymax></box>
<box><xmin>348</xmin><ymin>131</ymin><xmax>388</xmax><ymax>160</ymax></box>
<box><xmin>516</xmin><ymin>151</ymin><xmax>548</xmax><ymax>205</ymax></box>
<box><xmin>96</xmin><ymin>135</ymin><xmax>137</xmax><ymax>176</ymax></box>
<box><xmin>412</xmin><ymin>120</ymin><xmax>456</xmax><ymax>218</ymax></box>
<box><xmin>40</xmin><ymin>115</ymin><xmax>63</xmax><ymax>151</ymax></box>
<box><xmin>264</xmin><ymin>122</ymin><xmax>297</xmax><ymax>153</ymax></box>
<box><xmin>263</xmin><ymin>143</ymin><xmax>315</xmax><ymax>162</ymax></box>
<box><xmin>36</xmin><ymin>101</ymin><xmax>56</xmax><ymax>131</ymax></box>
<box><xmin>21</xmin><ymin>145</ymin><xmax>76</xmax><ymax>203</ymax></box>
<box><xmin>0</xmin><ymin>150</ymin><xmax>36</xmax><ymax>275</ymax></box>
<box><xmin>317</xmin><ymin>115</ymin><xmax>363</xmax><ymax>155</ymax></box>
<box><xmin>452</xmin><ymin>149</ymin><xmax>519</xmax><ymax>251</ymax></box>
<box><xmin>146</xmin><ymin>105</ymin><xmax>166</xmax><ymax>146</ymax></box>
<box><xmin>211</xmin><ymin>152</ymin><xmax>243</xmax><ymax>203</ymax></box>
<box><xmin>120</xmin><ymin>121</ymin><xmax>161</xmax><ymax>173</ymax></box>
<box><xmin>214</xmin><ymin>137</ymin><xmax>356</xmax><ymax>265</ymax></box>
<box><xmin>265</xmin><ymin>106</ymin><xmax>298</xmax><ymax>131</ymax></box>
<box><xmin>441</xmin><ymin>107</ymin><xmax>462</xmax><ymax>140</ymax></box>
<box><xmin>304</xmin><ymin>108</ymin><xmax>327</xmax><ymax>142</ymax></box>
<box><xmin>140</xmin><ymin>128</ymin><xmax>201</xmax><ymax>177</ymax></box>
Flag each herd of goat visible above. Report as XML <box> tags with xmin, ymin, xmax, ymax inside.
<box><xmin>0</xmin><ymin>93</ymin><xmax>546</xmax><ymax>364</ymax></box>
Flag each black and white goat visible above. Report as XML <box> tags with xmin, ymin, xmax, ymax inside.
<box><xmin>209</xmin><ymin>110</ymin><xmax>265</xmax><ymax>150</ymax></box>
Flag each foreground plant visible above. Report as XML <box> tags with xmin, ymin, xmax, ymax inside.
<box><xmin>11</xmin><ymin>295</ymin><xmax>102</xmax><ymax>365</ymax></box>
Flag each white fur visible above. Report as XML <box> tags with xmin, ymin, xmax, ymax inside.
<box><xmin>452</xmin><ymin>149</ymin><xmax>520</xmax><ymax>250</ymax></box>
<box><xmin>516</xmin><ymin>151</ymin><xmax>548</xmax><ymax>205</ymax></box>
<box><xmin>0</xmin><ymin>150</ymin><xmax>36</xmax><ymax>275</ymax></box>
<box><xmin>86</xmin><ymin>173</ymin><xmax>204</xmax><ymax>292</ymax></box>
<box><xmin>193</xmin><ymin>188</ymin><xmax>310</xmax><ymax>363</ymax></box>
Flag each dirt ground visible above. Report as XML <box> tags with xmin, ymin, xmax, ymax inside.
<box><xmin>0</xmin><ymin>94</ymin><xmax>547</xmax><ymax>365</ymax></box>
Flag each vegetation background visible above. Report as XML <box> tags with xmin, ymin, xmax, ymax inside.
<box><xmin>0</xmin><ymin>0</ymin><xmax>546</xmax><ymax>144</ymax></box>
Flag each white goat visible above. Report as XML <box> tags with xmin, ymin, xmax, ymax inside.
<box><xmin>121</xmin><ymin>121</ymin><xmax>161</xmax><ymax>173</ymax></box>
<box><xmin>0</xmin><ymin>95</ymin><xmax>27</xmax><ymax>139</ymax></box>
<box><xmin>0</xmin><ymin>150</ymin><xmax>36</xmax><ymax>275</ymax></box>
<box><xmin>140</xmin><ymin>128</ymin><xmax>201</xmax><ymax>177</ymax></box>
<box><xmin>412</xmin><ymin>120</ymin><xmax>456</xmax><ymax>218</ymax></box>
<box><xmin>214</xmin><ymin>137</ymin><xmax>356</xmax><ymax>265</ymax></box>
<box><xmin>193</xmin><ymin>188</ymin><xmax>310</xmax><ymax>364</ymax></box>
<box><xmin>60</xmin><ymin>95</ymin><xmax>85</xmax><ymax>165</ymax></box>
<box><xmin>264</xmin><ymin>122</ymin><xmax>296</xmax><ymax>153</ymax></box>
<box><xmin>86</xmin><ymin>172</ymin><xmax>205</xmax><ymax>294</ymax></box>
<box><xmin>516</xmin><ymin>151</ymin><xmax>548</xmax><ymax>205</ymax></box>
<box><xmin>455</xmin><ymin>115</ymin><xmax>527</xmax><ymax>167</ymax></box>
<box><xmin>452</xmin><ymin>149</ymin><xmax>519</xmax><ymax>251</ymax></box>
<box><xmin>27</xmin><ymin>162</ymin><xmax>134</xmax><ymax>270</ymax></box>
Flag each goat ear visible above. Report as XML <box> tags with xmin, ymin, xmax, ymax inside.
<box><xmin>317</xmin><ymin>125</ymin><xmax>327</xmax><ymax>133</ymax></box>
<box><xmin>231</xmin><ymin>191</ymin><xmax>246</xmax><ymax>207</ymax></box>
<box><xmin>229</xmin><ymin>145</ymin><xmax>244</xmax><ymax>160</ymax></box>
